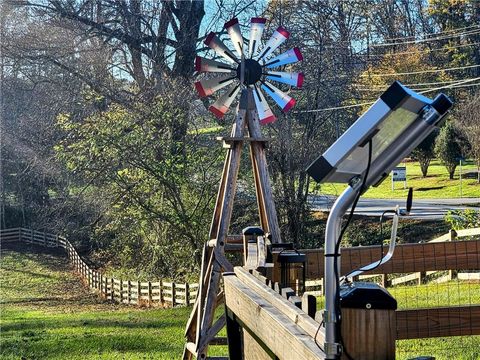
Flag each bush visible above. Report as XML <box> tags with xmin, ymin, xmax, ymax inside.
<box><xmin>445</xmin><ymin>209</ymin><xmax>480</xmax><ymax>230</ymax></box>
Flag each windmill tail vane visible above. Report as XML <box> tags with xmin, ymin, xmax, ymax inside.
<box><xmin>194</xmin><ymin>17</ymin><xmax>303</xmax><ymax>124</ymax></box>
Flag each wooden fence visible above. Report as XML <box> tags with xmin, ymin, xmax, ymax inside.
<box><xmin>0</xmin><ymin>228</ymin><xmax>198</xmax><ymax>307</ymax></box>
<box><xmin>303</xmin><ymin>228</ymin><xmax>480</xmax><ymax>293</ymax></box>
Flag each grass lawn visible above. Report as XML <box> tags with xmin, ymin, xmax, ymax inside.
<box><xmin>317</xmin><ymin>159</ymin><xmax>479</xmax><ymax>199</ymax></box>
<box><xmin>0</xmin><ymin>242</ymin><xmax>220</xmax><ymax>360</ymax></box>
<box><xmin>2</xmin><ymin>242</ymin><xmax>478</xmax><ymax>359</ymax></box>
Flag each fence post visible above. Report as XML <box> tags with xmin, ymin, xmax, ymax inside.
<box><xmin>111</xmin><ymin>278</ymin><xmax>115</xmax><ymax>301</ymax></box>
<box><xmin>18</xmin><ymin>228</ymin><xmax>22</xmax><ymax>241</ymax></box>
<box><xmin>159</xmin><ymin>280</ymin><xmax>163</xmax><ymax>305</ymax></box>
<box><xmin>382</xmin><ymin>274</ymin><xmax>389</xmax><ymax>288</ymax></box>
<box><xmin>127</xmin><ymin>280</ymin><xmax>131</xmax><ymax>304</ymax></box>
<box><xmin>449</xmin><ymin>229</ymin><xmax>458</xmax><ymax>280</ymax></box>
<box><xmin>56</xmin><ymin>235</ymin><xmax>59</xmax><ymax>247</ymax></box>
<box><xmin>185</xmin><ymin>283</ymin><xmax>190</xmax><ymax>306</ymax></box>
<box><xmin>43</xmin><ymin>232</ymin><xmax>47</xmax><ymax>246</ymax></box>
<box><xmin>120</xmin><ymin>279</ymin><xmax>123</xmax><ymax>304</ymax></box>
<box><xmin>148</xmin><ymin>281</ymin><xmax>152</xmax><ymax>306</ymax></box>
<box><xmin>172</xmin><ymin>282</ymin><xmax>176</xmax><ymax>307</ymax></box>
<box><xmin>30</xmin><ymin>229</ymin><xmax>34</xmax><ymax>243</ymax></box>
<box><xmin>137</xmin><ymin>281</ymin><xmax>141</xmax><ymax>305</ymax></box>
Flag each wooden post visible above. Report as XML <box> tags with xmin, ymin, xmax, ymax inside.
<box><xmin>159</xmin><ymin>280</ymin><xmax>163</xmax><ymax>305</ymax></box>
<box><xmin>110</xmin><ymin>278</ymin><xmax>115</xmax><ymax>301</ymax></box>
<box><xmin>30</xmin><ymin>229</ymin><xmax>34</xmax><ymax>243</ymax></box>
<box><xmin>225</xmin><ymin>306</ymin><xmax>243</xmax><ymax>360</ymax></box>
<box><xmin>382</xmin><ymin>274</ymin><xmax>389</xmax><ymax>288</ymax></box>
<box><xmin>302</xmin><ymin>294</ymin><xmax>317</xmax><ymax>319</ymax></box>
<box><xmin>119</xmin><ymin>280</ymin><xmax>123</xmax><ymax>303</ymax></box>
<box><xmin>341</xmin><ymin>308</ymin><xmax>396</xmax><ymax>360</ymax></box>
<box><xmin>56</xmin><ymin>235</ymin><xmax>59</xmax><ymax>247</ymax></box>
<box><xmin>148</xmin><ymin>281</ymin><xmax>152</xmax><ymax>306</ymax></box>
<box><xmin>172</xmin><ymin>282</ymin><xmax>176</xmax><ymax>307</ymax></box>
<box><xmin>127</xmin><ymin>280</ymin><xmax>131</xmax><ymax>304</ymax></box>
<box><xmin>137</xmin><ymin>281</ymin><xmax>141</xmax><ymax>305</ymax></box>
<box><xmin>185</xmin><ymin>283</ymin><xmax>190</xmax><ymax>306</ymax></box>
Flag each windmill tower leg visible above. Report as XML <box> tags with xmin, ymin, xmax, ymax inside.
<box><xmin>183</xmin><ymin>89</ymin><xmax>282</xmax><ymax>359</ymax></box>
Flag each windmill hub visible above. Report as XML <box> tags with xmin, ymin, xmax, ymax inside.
<box><xmin>236</xmin><ymin>59</ymin><xmax>262</xmax><ymax>85</ymax></box>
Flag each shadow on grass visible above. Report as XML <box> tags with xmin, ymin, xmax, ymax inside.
<box><xmin>416</xmin><ymin>186</ymin><xmax>445</xmax><ymax>191</ymax></box>
<box><xmin>0</xmin><ymin>331</ymin><xmax>182</xmax><ymax>359</ymax></box>
<box><xmin>1</xmin><ymin>315</ymin><xmax>184</xmax><ymax>332</ymax></box>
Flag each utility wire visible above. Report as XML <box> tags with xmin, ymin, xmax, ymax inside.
<box><xmin>357</xmin><ymin>41</ymin><xmax>480</xmax><ymax>58</ymax></box>
<box><xmin>356</xmin><ymin>77</ymin><xmax>480</xmax><ymax>89</ymax></box>
<box><xmin>368</xmin><ymin>24</ymin><xmax>480</xmax><ymax>43</ymax></box>
<box><xmin>295</xmin><ymin>79</ymin><xmax>480</xmax><ymax>113</ymax></box>
<box><xmin>359</xmin><ymin>64</ymin><xmax>480</xmax><ymax>77</ymax></box>
<box><xmin>371</xmin><ymin>28</ymin><xmax>480</xmax><ymax>47</ymax></box>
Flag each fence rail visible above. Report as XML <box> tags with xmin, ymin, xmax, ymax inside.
<box><xmin>0</xmin><ymin>228</ymin><xmax>198</xmax><ymax>307</ymax></box>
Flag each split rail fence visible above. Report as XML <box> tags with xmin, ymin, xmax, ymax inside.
<box><xmin>0</xmin><ymin>228</ymin><xmax>198</xmax><ymax>307</ymax></box>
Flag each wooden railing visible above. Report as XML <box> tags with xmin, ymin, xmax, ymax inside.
<box><xmin>0</xmin><ymin>228</ymin><xmax>198</xmax><ymax>307</ymax></box>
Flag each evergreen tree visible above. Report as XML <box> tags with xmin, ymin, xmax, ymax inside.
<box><xmin>434</xmin><ymin>121</ymin><xmax>462</xmax><ymax>179</ymax></box>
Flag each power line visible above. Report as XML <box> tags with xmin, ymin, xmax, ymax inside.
<box><xmin>370</xmin><ymin>24</ymin><xmax>480</xmax><ymax>43</ymax></box>
<box><xmin>359</xmin><ymin>64</ymin><xmax>480</xmax><ymax>77</ymax></box>
<box><xmin>355</xmin><ymin>77</ymin><xmax>480</xmax><ymax>90</ymax></box>
<box><xmin>357</xmin><ymin>41</ymin><xmax>480</xmax><ymax>58</ymax></box>
<box><xmin>295</xmin><ymin>80</ymin><xmax>480</xmax><ymax>113</ymax></box>
<box><xmin>419</xmin><ymin>76</ymin><xmax>480</xmax><ymax>94</ymax></box>
<box><xmin>371</xmin><ymin>28</ymin><xmax>480</xmax><ymax>47</ymax></box>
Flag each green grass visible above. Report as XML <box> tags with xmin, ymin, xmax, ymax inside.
<box><xmin>318</xmin><ymin>160</ymin><xmax>479</xmax><ymax>199</ymax></box>
<box><xmin>2</xmin><ymin>242</ymin><xmax>479</xmax><ymax>359</ymax></box>
<box><xmin>0</xmin><ymin>243</ymin><xmax>210</xmax><ymax>359</ymax></box>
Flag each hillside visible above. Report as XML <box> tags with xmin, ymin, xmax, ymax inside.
<box><xmin>0</xmin><ymin>242</ymin><xmax>191</xmax><ymax>359</ymax></box>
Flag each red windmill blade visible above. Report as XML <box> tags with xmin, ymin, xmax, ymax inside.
<box><xmin>224</xmin><ymin>18</ymin><xmax>244</xmax><ymax>58</ymax></box>
<box><xmin>264</xmin><ymin>47</ymin><xmax>303</xmax><ymax>68</ymax></box>
<box><xmin>261</xmin><ymin>81</ymin><xmax>296</xmax><ymax>113</ymax></box>
<box><xmin>253</xmin><ymin>85</ymin><xmax>277</xmax><ymax>125</ymax></box>
<box><xmin>248</xmin><ymin>17</ymin><xmax>267</xmax><ymax>58</ymax></box>
<box><xmin>194</xmin><ymin>74</ymin><xmax>236</xmax><ymax>98</ymax></box>
<box><xmin>266</xmin><ymin>71</ymin><xmax>304</xmax><ymax>88</ymax></box>
<box><xmin>195</xmin><ymin>56</ymin><xmax>235</xmax><ymax>73</ymax></box>
<box><xmin>209</xmin><ymin>83</ymin><xmax>241</xmax><ymax>118</ymax></box>
<box><xmin>256</xmin><ymin>27</ymin><xmax>290</xmax><ymax>62</ymax></box>
<box><xmin>204</xmin><ymin>32</ymin><xmax>238</xmax><ymax>64</ymax></box>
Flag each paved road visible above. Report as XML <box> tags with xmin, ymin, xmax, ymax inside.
<box><xmin>309</xmin><ymin>195</ymin><xmax>480</xmax><ymax>220</ymax></box>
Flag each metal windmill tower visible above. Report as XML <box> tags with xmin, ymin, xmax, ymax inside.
<box><xmin>184</xmin><ymin>17</ymin><xmax>303</xmax><ymax>359</ymax></box>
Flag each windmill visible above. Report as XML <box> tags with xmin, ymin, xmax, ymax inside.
<box><xmin>184</xmin><ymin>17</ymin><xmax>303</xmax><ymax>359</ymax></box>
<box><xmin>194</xmin><ymin>17</ymin><xmax>303</xmax><ymax>123</ymax></box>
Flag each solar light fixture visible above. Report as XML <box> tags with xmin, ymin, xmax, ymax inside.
<box><xmin>277</xmin><ymin>250</ymin><xmax>307</xmax><ymax>295</ymax></box>
<box><xmin>306</xmin><ymin>81</ymin><xmax>453</xmax><ymax>360</ymax></box>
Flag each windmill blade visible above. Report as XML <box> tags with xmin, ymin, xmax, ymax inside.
<box><xmin>248</xmin><ymin>17</ymin><xmax>267</xmax><ymax>58</ymax></box>
<box><xmin>208</xmin><ymin>83</ymin><xmax>241</xmax><ymax>119</ymax></box>
<box><xmin>266</xmin><ymin>71</ymin><xmax>304</xmax><ymax>88</ymax></box>
<box><xmin>265</xmin><ymin>47</ymin><xmax>303</xmax><ymax>68</ymax></box>
<box><xmin>261</xmin><ymin>81</ymin><xmax>296</xmax><ymax>112</ymax></box>
<box><xmin>194</xmin><ymin>75</ymin><xmax>235</xmax><ymax>98</ymax></box>
<box><xmin>253</xmin><ymin>85</ymin><xmax>277</xmax><ymax>125</ymax></box>
<box><xmin>195</xmin><ymin>56</ymin><xmax>235</xmax><ymax>73</ymax></box>
<box><xmin>204</xmin><ymin>32</ymin><xmax>238</xmax><ymax>64</ymax></box>
<box><xmin>256</xmin><ymin>26</ymin><xmax>290</xmax><ymax>62</ymax></box>
<box><xmin>225</xmin><ymin>18</ymin><xmax>243</xmax><ymax>58</ymax></box>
